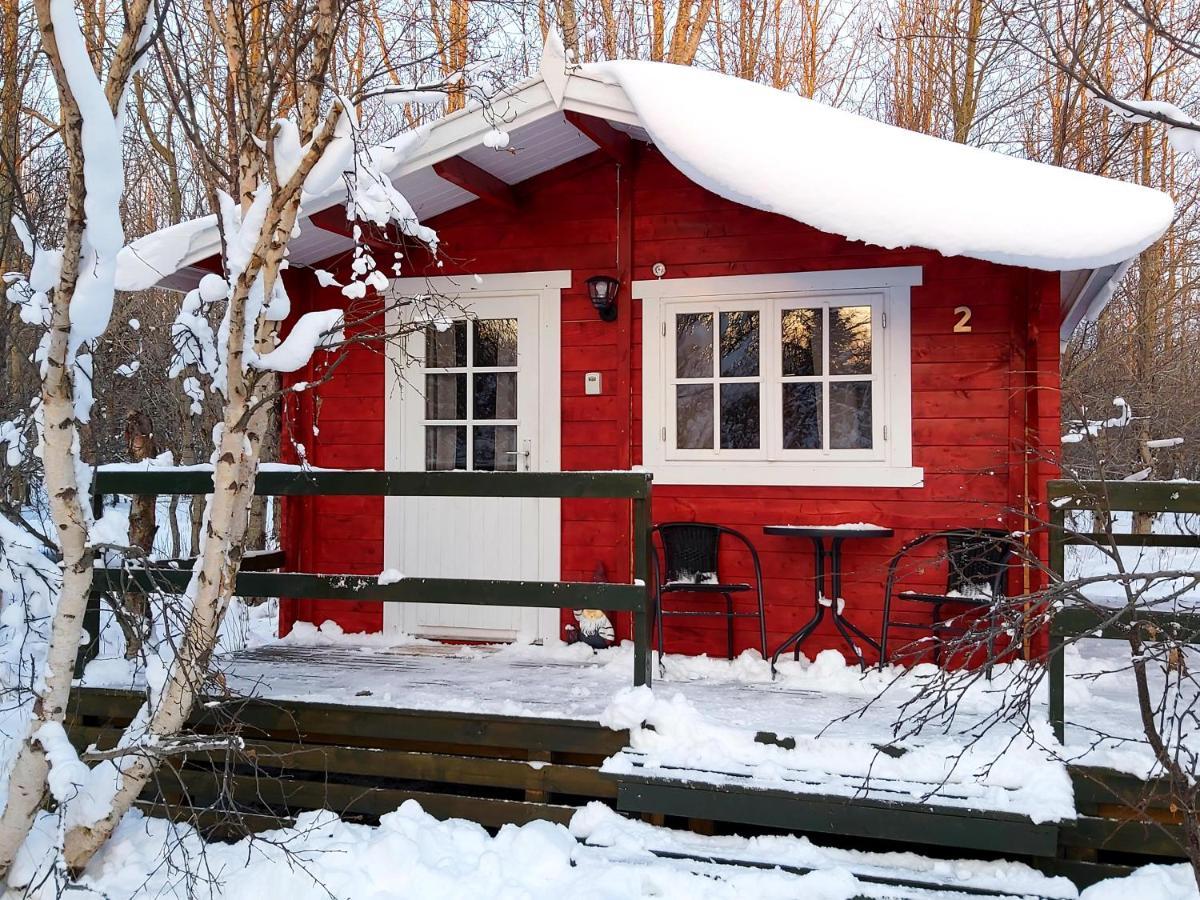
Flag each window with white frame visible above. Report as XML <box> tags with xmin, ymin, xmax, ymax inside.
<box><xmin>640</xmin><ymin>269</ymin><xmax>922</xmax><ymax>487</ymax></box>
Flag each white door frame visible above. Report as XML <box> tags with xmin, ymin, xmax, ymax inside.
<box><xmin>382</xmin><ymin>270</ymin><xmax>569</xmax><ymax>641</ymax></box>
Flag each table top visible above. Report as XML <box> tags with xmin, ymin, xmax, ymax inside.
<box><xmin>763</xmin><ymin>524</ymin><xmax>894</xmax><ymax>539</ymax></box>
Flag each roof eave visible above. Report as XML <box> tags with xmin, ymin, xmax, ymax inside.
<box><xmin>1059</xmin><ymin>261</ymin><xmax>1125</xmax><ymax>342</ymax></box>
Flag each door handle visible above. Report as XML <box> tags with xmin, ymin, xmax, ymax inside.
<box><xmin>504</xmin><ymin>440</ymin><xmax>532</xmax><ymax>470</ymax></box>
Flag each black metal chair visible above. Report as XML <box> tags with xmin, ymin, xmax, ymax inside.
<box><xmin>651</xmin><ymin>522</ymin><xmax>768</xmax><ymax>665</ymax></box>
<box><xmin>879</xmin><ymin>529</ymin><xmax>1017</xmax><ymax>671</ymax></box>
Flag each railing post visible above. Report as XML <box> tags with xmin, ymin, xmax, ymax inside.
<box><xmin>1047</xmin><ymin>504</ymin><xmax>1066</xmax><ymax>744</ymax></box>
<box><xmin>632</xmin><ymin>486</ymin><xmax>652</xmax><ymax>688</ymax></box>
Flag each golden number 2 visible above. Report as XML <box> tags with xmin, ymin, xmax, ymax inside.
<box><xmin>953</xmin><ymin>306</ymin><xmax>973</xmax><ymax>333</ymax></box>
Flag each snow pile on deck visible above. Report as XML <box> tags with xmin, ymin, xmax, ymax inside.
<box><xmin>588</xmin><ymin>61</ymin><xmax>1174</xmax><ymax>271</ymax></box>
<box><xmin>573</xmin><ymin>803</ymin><xmax>1078</xmax><ymax>899</ymax></box>
<box><xmin>600</xmin><ymin>677</ymin><xmax>1073</xmax><ymax>824</ymax></box>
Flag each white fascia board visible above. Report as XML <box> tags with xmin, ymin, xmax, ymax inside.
<box><xmin>559</xmin><ymin>73</ymin><xmax>641</xmax><ymax>127</ymax></box>
<box><xmin>634</xmin><ymin>266</ymin><xmax>923</xmax><ymax>300</ymax></box>
<box><xmin>390</xmin><ymin>270</ymin><xmax>572</xmax><ymax>295</ymax></box>
<box><xmin>393</xmin><ymin>73</ymin><xmax>639</xmax><ymax>179</ymax></box>
<box><xmin>394</xmin><ymin>83</ymin><xmax>561</xmax><ymax>177</ymax></box>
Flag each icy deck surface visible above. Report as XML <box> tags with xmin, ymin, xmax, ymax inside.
<box><xmin>81</xmin><ymin>630</ymin><xmax>1184</xmax><ymax>823</ymax></box>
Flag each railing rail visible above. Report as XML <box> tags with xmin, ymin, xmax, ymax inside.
<box><xmin>84</xmin><ymin>467</ymin><xmax>655</xmax><ymax>686</ymax></box>
<box><xmin>93</xmin><ymin>467</ymin><xmax>652</xmax><ymax>498</ymax></box>
<box><xmin>1047</xmin><ymin>479</ymin><xmax>1200</xmax><ymax>741</ymax></box>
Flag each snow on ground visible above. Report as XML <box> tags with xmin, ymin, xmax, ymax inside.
<box><xmin>11</xmin><ymin>795</ymin><xmax>1196</xmax><ymax>899</ymax></box>
<box><xmin>1079</xmin><ymin>863</ymin><xmax>1199</xmax><ymax>899</ymax></box>
<box><xmin>14</xmin><ymin>802</ymin><xmax>858</xmax><ymax>900</ymax></box>
<box><xmin>1065</xmin><ymin>511</ymin><xmax>1200</xmax><ymax>611</ymax></box>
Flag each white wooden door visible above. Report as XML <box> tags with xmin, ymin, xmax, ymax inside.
<box><xmin>384</xmin><ymin>278</ymin><xmax>563</xmax><ymax>642</ymax></box>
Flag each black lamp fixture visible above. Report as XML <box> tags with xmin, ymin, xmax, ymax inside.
<box><xmin>586</xmin><ymin>274</ymin><xmax>620</xmax><ymax>322</ymax></box>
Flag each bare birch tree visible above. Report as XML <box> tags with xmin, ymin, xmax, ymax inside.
<box><xmin>0</xmin><ymin>0</ymin><xmax>157</xmax><ymax>877</ymax></box>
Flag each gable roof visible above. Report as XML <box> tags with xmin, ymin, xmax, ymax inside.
<box><xmin>128</xmin><ymin>36</ymin><xmax>1173</xmax><ymax>339</ymax></box>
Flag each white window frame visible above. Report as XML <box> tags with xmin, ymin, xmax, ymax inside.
<box><xmin>638</xmin><ymin>268</ymin><xmax>924</xmax><ymax>488</ymax></box>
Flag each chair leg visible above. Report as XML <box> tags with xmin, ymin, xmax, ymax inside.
<box><xmin>878</xmin><ymin>593</ymin><xmax>893</xmax><ymax>670</ymax></box>
<box><xmin>757</xmin><ymin>592</ymin><xmax>768</xmax><ymax>663</ymax></box>
<box><xmin>654</xmin><ymin>591</ymin><xmax>665</xmax><ymax>671</ymax></box>
<box><xmin>723</xmin><ymin>593</ymin><xmax>734</xmax><ymax>660</ymax></box>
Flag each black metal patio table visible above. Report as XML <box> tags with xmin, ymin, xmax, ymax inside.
<box><xmin>763</xmin><ymin>524</ymin><xmax>894</xmax><ymax>673</ymax></box>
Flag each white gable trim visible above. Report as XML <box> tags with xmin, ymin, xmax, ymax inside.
<box><xmin>391</xmin><ymin>72</ymin><xmax>637</xmax><ymax>181</ymax></box>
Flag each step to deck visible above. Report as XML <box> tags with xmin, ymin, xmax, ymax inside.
<box><xmin>68</xmin><ymin>685</ymin><xmax>1188</xmax><ymax>891</ymax></box>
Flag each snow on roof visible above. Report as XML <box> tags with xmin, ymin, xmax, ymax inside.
<box><xmin>586</xmin><ymin>61</ymin><xmax>1175</xmax><ymax>273</ymax></box>
<box><xmin>126</xmin><ymin>50</ymin><xmax>1173</xmax><ymax>337</ymax></box>
<box><xmin>116</xmin><ymin>215</ymin><xmax>218</xmax><ymax>292</ymax></box>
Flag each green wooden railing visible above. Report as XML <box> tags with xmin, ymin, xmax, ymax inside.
<box><xmin>85</xmin><ymin>468</ymin><xmax>656</xmax><ymax>685</ymax></box>
<box><xmin>1047</xmin><ymin>479</ymin><xmax>1200</xmax><ymax>741</ymax></box>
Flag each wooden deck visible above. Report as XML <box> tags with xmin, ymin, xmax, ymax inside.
<box><xmin>66</xmin><ymin>642</ymin><xmax>1190</xmax><ymax>893</ymax></box>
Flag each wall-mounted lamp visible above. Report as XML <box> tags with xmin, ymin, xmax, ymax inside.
<box><xmin>586</xmin><ymin>275</ymin><xmax>620</xmax><ymax>322</ymax></box>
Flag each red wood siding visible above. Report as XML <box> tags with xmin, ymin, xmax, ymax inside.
<box><xmin>279</xmin><ymin>146</ymin><xmax>1061</xmax><ymax>662</ymax></box>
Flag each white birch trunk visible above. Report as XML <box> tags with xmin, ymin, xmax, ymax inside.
<box><xmin>0</xmin><ymin>286</ymin><xmax>94</xmax><ymax>875</ymax></box>
<box><xmin>0</xmin><ymin>3</ymin><xmax>97</xmax><ymax>873</ymax></box>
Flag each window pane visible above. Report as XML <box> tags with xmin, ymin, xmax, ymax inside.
<box><xmin>830</xmin><ymin>306</ymin><xmax>871</xmax><ymax>375</ymax></box>
<box><xmin>472</xmin><ymin>372</ymin><xmax>516</xmax><ymax>419</ymax></box>
<box><xmin>676</xmin><ymin>313</ymin><xmax>713</xmax><ymax>378</ymax></box>
<box><xmin>829</xmin><ymin>381</ymin><xmax>873</xmax><ymax>449</ymax></box>
<box><xmin>425</xmin><ymin>426</ymin><xmax>466</xmax><ymax>470</ymax></box>
<box><xmin>781</xmin><ymin>308</ymin><xmax>822</xmax><ymax>376</ymax></box>
<box><xmin>676</xmin><ymin>384</ymin><xmax>713</xmax><ymax>449</ymax></box>
<box><xmin>720</xmin><ymin>383</ymin><xmax>759</xmax><ymax>449</ymax></box>
<box><xmin>782</xmin><ymin>383</ymin><xmax>821</xmax><ymax>450</ymax></box>
<box><xmin>425</xmin><ymin>321</ymin><xmax>466</xmax><ymax>367</ymax></box>
<box><xmin>473</xmin><ymin>425</ymin><xmax>517</xmax><ymax>471</ymax></box>
<box><xmin>425</xmin><ymin>374</ymin><xmax>466</xmax><ymax>420</ymax></box>
<box><xmin>473</xmin><ymin>318</ymin><xmax>518</xmax><ymax>367</ymax></box>
<box><xmin>719</xmin><ymin>311</ymin><xmax>759</xmax><ymax>376</ymax></box>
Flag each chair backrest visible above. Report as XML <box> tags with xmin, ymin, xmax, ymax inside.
<box><xmin>656</xmin><ymin>523</ymin><xmax>722</xmax><ymax>585</ymax></box>
<box><xmin>945</xmin><ymin>529</ymin><xmax>1014</xmax><ymax>598</ymax></box>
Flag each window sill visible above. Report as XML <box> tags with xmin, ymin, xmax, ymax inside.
<box><xmin>645</xmin><ymin>463</ymin><xmax>925</xmax><ymax>488</ymax></box>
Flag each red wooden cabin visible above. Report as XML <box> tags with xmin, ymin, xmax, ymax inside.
<box><xmin>156</xmin><ymin>46</ymin><xmax>1172</xmax><ymax>663</ymax></box>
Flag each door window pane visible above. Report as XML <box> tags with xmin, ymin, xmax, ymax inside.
<box><xmin>473</xmin><ymin>425</ymin><xmax>518</xmax><ymax>471</ymax></box>
<box><xmin>425</xmin><ymin>374</ymin><xmax>466</xmax><ymax>420</ymax></box>
<box><xmin>472</xmin><ymin>372</ymin><xmax>516</xmax><ymax>419</ymax></box>
<box><xmin>829</xmin><ymin>381</ymin><xmax>873</xmax><ymax>449</ymax></box>
<box><xmin>830</xmin><ymin>306</ymin><xmax>871</xmax><ymax>375</ymax></box>
<box><xmin>676</xmin><ymin>313</ymin><xmax>713</xmax><ymax>378</ymax></box>
<box><xmin>719</xmin><ymin>311</ymin><xmax>759</xmax><ymax>377</ymax></box>
<box><xmin>782</xmin><ymin>383</ymin><xmax>821</xmax><ymax>450</ymax></box>
<box><xmin>676</xmin><ymin>384</ymin><xmax>713</xmax><ymax>449</ymax></box>
<box><xmin>425</xmin><ymin>426</ymin><xmax>466</xmax><ymax>470</ymax></box>
<box><xmin>782</xmin><ymin>308</ymin><xmax>822</xmax><ymax>376</ymax></box>
<box><xmin>720</xmin><ymin>383</ymin><xmax>759</xmax><ymax>449</ymax></box>
<box><xmin>425</xmin><ymin>322</ymin><xmax>466</xmax><ymax>367</ymax></box>
<box><xmin>473</xmin><ymin>318</ymin><xmax>518</xmax><ymax>367</ymax></box>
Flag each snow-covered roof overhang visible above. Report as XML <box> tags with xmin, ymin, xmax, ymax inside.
<box><xmin>129</xmin><ymin>38</ymin><xmax>1173</xmax><ymax>340</ymax></box>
